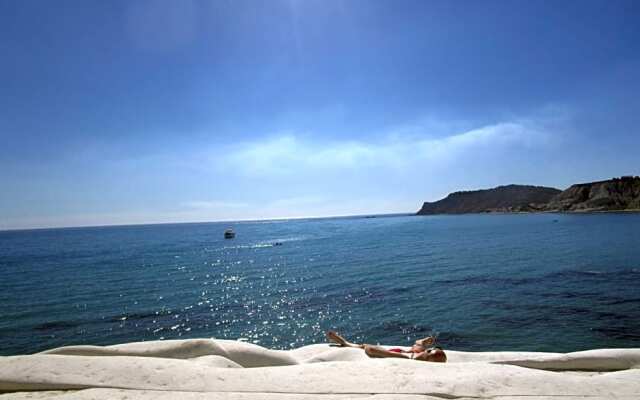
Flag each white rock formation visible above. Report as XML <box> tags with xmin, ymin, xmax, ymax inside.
<box><xmin>1</xmin><ymin>339</ymin><xmax>639</xmax><ymax>399</ymax></box>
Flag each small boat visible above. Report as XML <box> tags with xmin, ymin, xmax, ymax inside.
<box><xmin>224</xmin><ymin>229</ymin><xmax>235</xmax><ymax>239</ymax></box>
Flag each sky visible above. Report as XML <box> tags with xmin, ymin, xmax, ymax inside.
<box><xmin>1</xmin><ymin>0</ymin><xmax>639</xmax><ymax>230</ymax></box>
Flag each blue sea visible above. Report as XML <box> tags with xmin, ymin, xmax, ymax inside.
<box><xmin>1</xmin><ymin>213</ymin><xmax>640</xmax><ymax>356</ymax></box>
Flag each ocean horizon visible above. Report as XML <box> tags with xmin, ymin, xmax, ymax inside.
<box><xmin>0</xmin><ymin>213</ymin><xmax>414</xmax><ymax>233</ymax></box>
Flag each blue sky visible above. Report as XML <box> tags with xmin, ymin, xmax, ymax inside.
<box><xmin>1</xmin><ymin>0</ymin><xmax>639</xmax><ymax>229</ymax></box>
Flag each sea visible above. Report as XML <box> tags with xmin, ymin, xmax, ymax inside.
<box><xmin>1</xmin><ymin>213</ymin><xmax>640</xmax><ymax>356</ymax></box>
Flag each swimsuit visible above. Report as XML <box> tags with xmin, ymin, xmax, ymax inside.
<box><xmin>389</xmin><ymin>347</ymin><xmax>423</xmax><ymax>359</ymax></box>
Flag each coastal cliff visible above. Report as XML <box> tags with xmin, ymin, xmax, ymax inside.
<box><xmin>417</xmin><ymin>184</ymin><xmax>561</xmax><ymax>215</ymax></box>
<box><xmin>543</xmin><ymin>176</ymin><xmax>640</xmax><ymax>212</ymax></box>
<box><xmin>417</xmin><ymin>177</ymin><xmax>640</xmax><ymax>215</ymax></box>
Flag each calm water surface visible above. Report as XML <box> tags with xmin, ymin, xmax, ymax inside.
<box><xmin>1</xmin><ymin>213</ymin><xmax>639</xmax><ymax>355</ymax></box>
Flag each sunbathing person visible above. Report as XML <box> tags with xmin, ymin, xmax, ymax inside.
<box><xmin>326</xmin><ymin>330</ymin><xmax>447</xmax><ymax>362</ymax></box>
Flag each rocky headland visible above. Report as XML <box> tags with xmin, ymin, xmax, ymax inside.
<box><xmin>417</xmin><ymin>184</ymin><xmax>561</xmax><ymax>215</ymax></box>
<box><xmin>544</xmin><ymin>176</ymin><xmax>640</xmax><ymax>212</ymax></box>
<box><xmin>417</xmin><ymin>176</ymin><xmax>640</xmax><ymax>215</ymax></box>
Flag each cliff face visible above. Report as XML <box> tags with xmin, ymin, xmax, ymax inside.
<box><xmin>417</xmin><ymin>185</ymin><xmax>561</xmax><ymax>215</ymax></box>
<box><xmin>544</xmin><ymin>176</ymin><xmax>640</xmax><ymax>212</ymax></box>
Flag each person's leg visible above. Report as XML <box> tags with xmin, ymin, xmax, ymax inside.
<box><xmin>326</xmin><ymin>331</ymin><xmax>365</xmax><ymax>349</ymax></box>
<box><xmin>364</xmin><ymin>345</ymin><xmax>411</xmax><ymax>359</ymax></box>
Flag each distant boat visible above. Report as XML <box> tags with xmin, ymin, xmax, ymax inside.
<box><xmin>224</xmin><ymin>229</ymin><xmax>235</xmax><ymax>239</ymax></box>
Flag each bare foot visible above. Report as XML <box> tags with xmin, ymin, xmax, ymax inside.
<box><xmin>326</xmin><ymin>330</ymin><xmax>349</xmax><ymax>346</ymax></box>
<box><xmin>326</xmin><ymin>331</ymin><xmax>347</xmax><ymax>346</ymax></box>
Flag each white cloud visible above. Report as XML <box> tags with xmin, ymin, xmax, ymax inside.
<box><xmin>222</xmin><ymin>119</ymin><xmax>555</xmax><ymax>177</ymax></box>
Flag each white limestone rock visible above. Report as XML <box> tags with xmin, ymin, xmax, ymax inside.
<box><xmin>1</xmin><ymin>339</ymin><xmax>638</xmax><ymax>399</ymax></box>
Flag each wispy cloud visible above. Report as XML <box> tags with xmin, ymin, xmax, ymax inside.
<box><xmin>222</xmin><ymin>118</ymin><xmax>558</xmax><ymax>177</ymax></box>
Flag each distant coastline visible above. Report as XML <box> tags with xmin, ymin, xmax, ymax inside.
<box><xmin>417</xmin><ymin>176</ymin><xmax>640</xmax><ymax>215</ymax></box>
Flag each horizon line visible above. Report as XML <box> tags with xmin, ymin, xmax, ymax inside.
<box><xmin>0</xmin><ymin>212</ymin><xmax>414</xmax><ymax>233</ymax></box>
